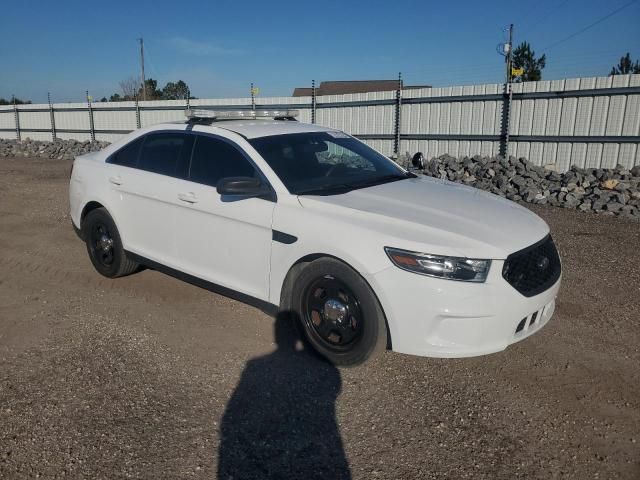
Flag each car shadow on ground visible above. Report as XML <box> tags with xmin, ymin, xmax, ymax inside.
<box><xmin>217</xmin><ymin>312</ymin><xmax>351</xmax><ymax>480</ymax></box>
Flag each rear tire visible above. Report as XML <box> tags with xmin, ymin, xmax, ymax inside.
<box><xmin>83</xmin><ymin>208</ymin><xmax>138</xmax><ymax>278</ymax></box>
<box><xmin>292</xmin><ymin>258</ymin><xmax>387</xmax><ymax>366</ymax></box>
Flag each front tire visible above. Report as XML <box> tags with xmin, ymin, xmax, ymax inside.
<box><xmin>83</xmin><ymin>208</ymin><xmax>138</xmax><ymax>278</ymax></box>
<box><xmin>292</xmin><ymin>258</ymin><xmax>387</xmax><ymax>366</ymax></box>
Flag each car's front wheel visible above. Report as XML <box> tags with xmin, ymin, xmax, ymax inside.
<box><xmin>292</xmin><ymin>258</ymin><xmax>387</xmax><ymax>366</ymax></box>
<box><xmin>83</xmin><ymin>208</ymin><xmax>138</xmax><ymax>278</ymax></box>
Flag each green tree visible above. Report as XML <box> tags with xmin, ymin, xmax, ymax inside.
<box><xmin>512</xmin><ymin>41</ymin><xmax>546</xmax><ymax>82</ymax></box>
<box><xmin>0</xmin><ymin>97</ymin><xmax>32</xmax><ymax>105</ymax></box>
<box><xmin>609</xmin><ymin>53</ymin><xmax>640</xmax><ymax>75</ymax></box>
<box><xmin>139</xmin><ymin>78</ymin><xmax>162</xmax><ymax>100</ymax></box>
<box><xmin>161</xmin><ymin>80</ymin><xmax>191</xmax><ymax>100</ymax></box>
<box><xmin>109</xmin><ymin>93</ymin><xmax>122</xmax><ymax>102</ymax></box>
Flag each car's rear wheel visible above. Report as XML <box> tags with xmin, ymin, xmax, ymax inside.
<box><xmin>292</xmin><ymin>258</ymin><xmax>387</xmax><ymax>366</ymax></box>
<box><xmin>83</xmin><ymin>208</ymin><xmax>138</xmax><ymax>278</ymax></box>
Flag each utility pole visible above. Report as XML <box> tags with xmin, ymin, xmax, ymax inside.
<box><xmin>505</xmin><ymin>24</ymin><xmax>514</xmax><ymax>84</ymax></box>
<box><xmin>138</xmin><ymin>37</ymin><xmax>146</xmax><ymax>101</ymax></box>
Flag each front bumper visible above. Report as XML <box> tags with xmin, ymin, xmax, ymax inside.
<box><xmin>372</xmin><ymin>259</ymin><xmax>561</xmax><ymax>358</ymax></box>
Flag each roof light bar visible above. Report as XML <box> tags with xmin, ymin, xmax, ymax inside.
<box><xmin>185</xmin><ymin>109</ymin><xmax>299</xmax><ymax>120</ymax></box>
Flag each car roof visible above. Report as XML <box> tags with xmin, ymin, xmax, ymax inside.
<box><xmin>194</xmin><ymin>119</ymin><xmax>335</xmax><ymax>139</ymax></box>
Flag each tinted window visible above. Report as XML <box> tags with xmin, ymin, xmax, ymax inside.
<box><xmin>189</xmin><ymin>136</ymin><xmax>256</xmax><ymax>187</ymax></box>
<box><xmin>109</xmin><ymin>136</ymin><xmax>144</xmax><ymax>167</ymax></box>
<box><xmin>138</xmin><ymin>133</ymin><xmax>193</xmax><ymax>177</ymax></box>
<box><xmin>249</xmin><ymin>132</ymin><xmax>408</xmax><ymax>195</ymax></box>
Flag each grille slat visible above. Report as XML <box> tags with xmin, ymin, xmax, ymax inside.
<box><xmin>503</xmin><ymin>235</ymin><xmax>561</xmax><ymax>297</ymax></box>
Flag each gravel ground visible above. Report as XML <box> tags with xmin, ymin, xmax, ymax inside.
<box><xmin>0</xmin><ymin>156</ymin><xmax>638</xmax><ymax>479</ymax></box>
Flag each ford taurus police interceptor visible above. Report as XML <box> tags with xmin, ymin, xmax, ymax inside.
<box><xmin>69</xmin><ymin>109</ymin><xmax>561</xmax><ymax>365</ymax></box>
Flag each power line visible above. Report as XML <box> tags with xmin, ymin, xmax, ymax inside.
<box><xmin>401</xmin><ymin>49</ymin><xmax>623</xmax><ymax>83</ymax></box>
<box><xmin>522</xmin><ymin>0</ymin><xmax>572</xmax><ymax>34</ymax></box>
<box><xmin>541</xmin><ymin>0</ymin><xmax>639</xmax><ymax>52</ymax></box>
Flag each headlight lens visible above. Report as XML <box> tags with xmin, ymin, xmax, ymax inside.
<box><xmin>385</xmin><ymin>247</ymin><xmax>491</xmax><ymax>282</ymax></box>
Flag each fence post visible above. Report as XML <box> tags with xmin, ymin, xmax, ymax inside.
<box><xmin>48</xmin><ymin>92</ymin><xmax>57</xmax><ymax>141</ymax></box>
<box><xmin>13</xmin><ymin>96</ymin><xmax>21</xmax><ymax>142</ymax></box>
<box><xmin>394</xmin><ymin>72</ymin><xmax>402</xmax><ymax>156</ymax></box>
<box><xmin>499</xmin><ymin>82</ymin><xmax>512</xmax><ymax>158</ymax></box>
<box><xmin>311</xmin><ymin>79</ymin><xmax>316</xmax><ymax>124</ymax></box>
<box><xmin>86</xmin><ymin>90</ymin><xmax>95</xmax><ymax>142</ymax></box>
<box><xmin>135</xmin><ymin>95</ymin><xmax>142</xmax><ymax>129</ymax></box>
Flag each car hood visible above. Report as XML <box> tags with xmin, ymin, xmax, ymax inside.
<box><xmin>297</xmin><ymin>176</ymin><xmax>549</xmax><ymax>259</ymax></box>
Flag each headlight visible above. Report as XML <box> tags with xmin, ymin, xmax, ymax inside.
<box><xmin>385</xmin><ymin>247</ymin><xmax>491</xmax><ymax>282</ymax></box>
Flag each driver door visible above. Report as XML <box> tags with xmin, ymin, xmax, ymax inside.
<box><xmin>173</xmin><ymin>133</ymin><xmax>275</xmax><ymax>301</ymax></box>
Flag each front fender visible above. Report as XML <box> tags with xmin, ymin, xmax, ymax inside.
<box><xmin>269</xmin><ymin>201</ymin><xmax>399</xmax><ymax>340</ymax></box>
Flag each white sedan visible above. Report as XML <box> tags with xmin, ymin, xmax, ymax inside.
<box><xmin>69</xmin><ymin>109</ymin><xmax>561</xmax><ymax>365</ymax></box>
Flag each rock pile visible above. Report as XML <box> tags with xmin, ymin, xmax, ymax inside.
<box><xmin>1</xmin><ymin>138</ymin><xmax>639</xmax><ymax>220</ymax></box>
<box><xmin>0</xmin><ymin>138</ymin><xmax>110</xmax><ymax>160</ymax></box>
<box><xmin>415</xmin><ymin>154</ymin><xmax>640</xmax><ymax>220</ymax></box>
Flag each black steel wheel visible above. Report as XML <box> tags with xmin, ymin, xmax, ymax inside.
<box><xmin>89</xmin><ymin>221</ymin><xmax>115</xmax><ymax>268</ymax></box>
<box><xmin>292</xmin><ymin>258</ymin><xmax>387</xmax><ymax>366</ymax></box>
<box><xmin>83</xmin><ymin>208</ymin><xmax>138</xmax><ymax>278</ymax></box>
<box><xmin>303</xmin><ymin>275</ymin><xmax>364</xmax><ymax>352</ymax></box>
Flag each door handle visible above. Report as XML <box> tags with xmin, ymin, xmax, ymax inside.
<box><xmin>178</xmin><ymin>192</ymin><xmax>198</xmax><ymax>204</ymax></box>
<box><xmin>108</xmin><ymin>176</ymin><xmax>122</xmax><ymax>186</ymax></box>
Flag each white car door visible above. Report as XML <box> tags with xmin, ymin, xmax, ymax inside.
<box><xmin>172</xmin><ymin>133</ymin><xmax>275</xmax><ymax>301</ymax></box>
<box><xmin>106</xmin><ymin>131</ymin><xmax>194</xmax><ymax>266</ymax></box>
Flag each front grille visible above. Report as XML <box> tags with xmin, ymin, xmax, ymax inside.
<box><xmin>502</xmin><ymin>235</ymin><xmax>561</xmax><ymax>297</ymax></box>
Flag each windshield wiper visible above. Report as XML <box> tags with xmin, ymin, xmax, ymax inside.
<box><xmin>347</xmin><ymin>172</ymin><xmax>414</xmax><ymax>189</ymax></box>
<box><xmin>296</xmin><ymin>172</ymin><xmax>414</xmax><ymax>196</ymax></box>
<box><xmin>296</xmin><ymin>183</ymin><xmax>358</xmax><ymax>196</ymax></box>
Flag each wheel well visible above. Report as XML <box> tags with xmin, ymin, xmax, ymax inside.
<box><xmin>279</xmin><ymin>254</ymin><xmax>324</xmax><ymax>311</ymax></box>
<box><xmin>279</xmin><ymin>254</ymin><xmax>392</xmax><ymax>349</ymax></box>
<box><xmin>80</xmin><ymin>201</ymin><xmax>105</xmax><ymax>227</ymax></box>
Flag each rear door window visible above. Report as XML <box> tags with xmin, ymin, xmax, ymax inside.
<box><xmin>109</xmin><ymin>136</ymin><xmax>144</xmax><ymax>167</ymax></box>
<box><xmin>138</xmin><ymin>133</ymin><xmax>194</xmax><ymax>178</ymax></box>
<box><xmin>189</xmin><ymin>136</ymin><xmax>256</xmax><ymax>187</ymax></box>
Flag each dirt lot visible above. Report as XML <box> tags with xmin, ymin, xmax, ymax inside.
<box><xmin>0</xmin><ymin>156</ymin><xmax>638</xmax><ymax>479</ymax></box>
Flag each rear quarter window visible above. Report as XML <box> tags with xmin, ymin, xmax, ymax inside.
<box><xmin>108</xmin><ymin>136</ymin><xmax>144</xmax><ymax>167</ymax></box>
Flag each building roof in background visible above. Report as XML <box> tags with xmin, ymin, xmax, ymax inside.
<box><xmin>292</xmin><ymin>80</ymin><xmax>431</xmax><ymax>97</ymax></box>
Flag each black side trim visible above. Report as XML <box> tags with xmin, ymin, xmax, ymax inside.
<box><xmin>272</xmin><ymin>230</ymin><xmax>298</xmax><ymax>244</ymax></box>
<box><xmin>125</xmin><ymin>251</ymin><xmax>278</xmax><ymax>316</ymax></box>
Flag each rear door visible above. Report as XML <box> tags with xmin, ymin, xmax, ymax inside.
<box><xmin>107</xmin><ymin>130</ymin><xmax>194</xmax><ymax>266</ymax></box>
<box><xmin>172</xmin><ymin>133</ymin><xmax>275</xmax><ymax>300</ymax></box>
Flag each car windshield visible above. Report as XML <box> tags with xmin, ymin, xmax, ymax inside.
<box><xmin>249</xmin><ymin>132</ymin><xmax>412</xmax><ymax>195</ymax></box>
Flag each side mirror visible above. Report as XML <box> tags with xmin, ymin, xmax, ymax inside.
<box><xmin>216</xmin><ymin>176</ymin><xmax>271</xmax><ymax>198</ymax></box>
<box><xmin>411</xmin><ymin>152</ymin><xmax>425</xmax><ymax>170</ymax></box>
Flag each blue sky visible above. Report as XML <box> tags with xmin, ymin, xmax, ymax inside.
<box><xmin>1</xmin><ymin>0</ymin><xmax>639</xmax><ymax>103</ymax></box>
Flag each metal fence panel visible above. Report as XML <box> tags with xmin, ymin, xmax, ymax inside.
<box><xmin>93</xmin><ymin>107</ymin><xmax>137</xmax><ymax>132</ymax></box>
<box><xmin>1</xmin><ymin>74</ymin><xmax>639</xmax><ymax>170</ymax></box>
